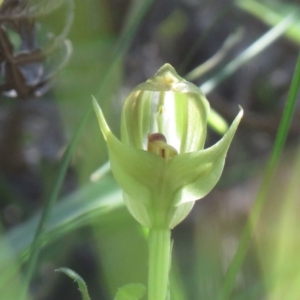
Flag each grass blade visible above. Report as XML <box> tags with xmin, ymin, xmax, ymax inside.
<box><xmin>237</xmin><ymin>0</ymin><xmax>300</xmax><ymax>45</ymax></box>
<box><xmin>200</xmin><ymin>15</ymin><xmax>295</xmax><ymax>95</ymax></box>
<box><xmin>218</xmin><ymin>51</ymin><xmax>300</xmax><ymax>300</ymax></box>
<box><xmin>1</xmin><ymin>177</ymin><xmax>123</xmax><ymax>260</ymax></box>
<box><xmin>21</xmin><ymin>103</ymin><xmax>93</xmax><ymax>299</ymax></box>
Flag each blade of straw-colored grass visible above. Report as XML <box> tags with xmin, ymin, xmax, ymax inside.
<box><xmin>90</xmin><ymin>161</ymin><xmax>111</xmax><ymax>182</ymax></box>
<box><xmin>185</xmin><ymin>28</ymin><xmax>243</xmax><ymax>81</ymax></box>
<box><xmin>184</xmin><ymin>14</ymin><xmax>292</xmax><ymax>135</ymax></box>
<box><xmin>20</xmin><ymin>1</ymin><xmax>153</xmax><ymax>298</ymax></box>
<box><xmin>200</xmin><ymin>15</ymin><xmax>295</xmax><ymax>135</ymax></box>
<box><xmin>236</xmin><ymin>0</ymin><xmax>300</xmax><ymax>45</ymax></box>
<box><xmin>218</xmin><ymin>51</ymin><xmax>300</xmax><ymax>300</ymax></box>
<box><xmin>179</xmin><ymin>1</ymin><xmax>232</xmax><ymax>73</ymax></box>
<box><xmin>200</xmin><ymin>15</ymin><xmax>296</xmax><ymax>95</ymax></box>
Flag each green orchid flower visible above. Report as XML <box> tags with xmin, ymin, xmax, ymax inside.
<box><xmin>93</xmin><ymin>63</ymin><xmax>242</xmax><ymax>229</ymax></box>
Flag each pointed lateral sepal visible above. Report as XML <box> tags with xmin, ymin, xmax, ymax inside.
<box><xmin>55</xmin><ymin>268</ymin><xmax>91</xmax><ymax>300</ymax></box>
<box><xmin>168</xmin><ymin>109</ymin><xmax>243</xmax><ymax>206</ymax></box>
<box><xmin>93</xmin><ymin>97</ymin><xmax>165</xmax><ymax>226</ymax></box>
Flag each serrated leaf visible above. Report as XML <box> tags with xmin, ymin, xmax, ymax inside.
<box><xmin>56</xmin><ymin>267</ymin><xmax>91</xmax><ymax>300</ymax></box>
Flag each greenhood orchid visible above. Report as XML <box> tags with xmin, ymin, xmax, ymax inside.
<box><xmin>93</xmin><ymin>63</ymin><xmax>243</xmax><ymax>229</ymax></box>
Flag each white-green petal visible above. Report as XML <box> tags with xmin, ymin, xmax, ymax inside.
<box><xmin>121</xmin><ymin>90</ymin><xmax>153</xmax><ymax>150</ymax></box>
<box><xmin>121</xmin><ymin>64</ymin><xmax>210</xmax><ymax>154</ymax></box>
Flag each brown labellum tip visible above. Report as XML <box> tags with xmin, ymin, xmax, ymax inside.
<box><xmin>147</xmin><ymin>133</ymin><xmax>167</xmax><ymax>143</ymax></box>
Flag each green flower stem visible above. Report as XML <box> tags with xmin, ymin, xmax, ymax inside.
<box><xmin>148</xmin><ymin>227</ymin><xmax>171</xmax><ymax>300</ymax></box>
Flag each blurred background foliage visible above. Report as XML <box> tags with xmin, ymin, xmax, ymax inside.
<box><xmin>0</xmin><ymin>0</ymin><xmax>300</xmax><ymax>299</ymax></box>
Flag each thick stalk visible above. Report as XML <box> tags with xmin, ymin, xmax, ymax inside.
<box><xmin>148</xmin><ymin>227</ymin><xmax>171</xmax><ymax>300</ymax></box>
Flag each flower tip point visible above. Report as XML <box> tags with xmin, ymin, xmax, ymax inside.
<box><xmin>156</xmin><ymin>62</ymin><xmax>172</xmax><ymax>71</ymax></box>
<box><xmin>237</xmin><ymin>106</ymin><xmax>244</xmax><ymax>120</ymax></box>
<box><xmin>92</xmin><ymin>96</ymin><xmax>104</xmax><ymax>117</ymax></box>
<box><xmin>92</xmin><ymin>96</ymin><xmax>111</xmax><ymax>138</ymax></box>
<box><xmin>151</xmin><ymin>63</ymin><xmax>183</xmax><ymax>87</ymax></box>
<box><xmin>92</xmin><ymin>95</ymin><xmax>99</xmax><ymax>107</ymax></box>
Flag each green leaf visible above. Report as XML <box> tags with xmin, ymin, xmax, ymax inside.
<box><xmin>56</xmin><ymin>267</ymin><xmax>91</xmax><ymax>300</ymax></box>
<box><xmin>114</xmin><ymin>283</ymin><xmax>146</xmax><ymax>300</ymax></box>
<box><xmin>1</xmin><ymin>176</ymin><xmax>123</xmax><ymax>261</ymax></box>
